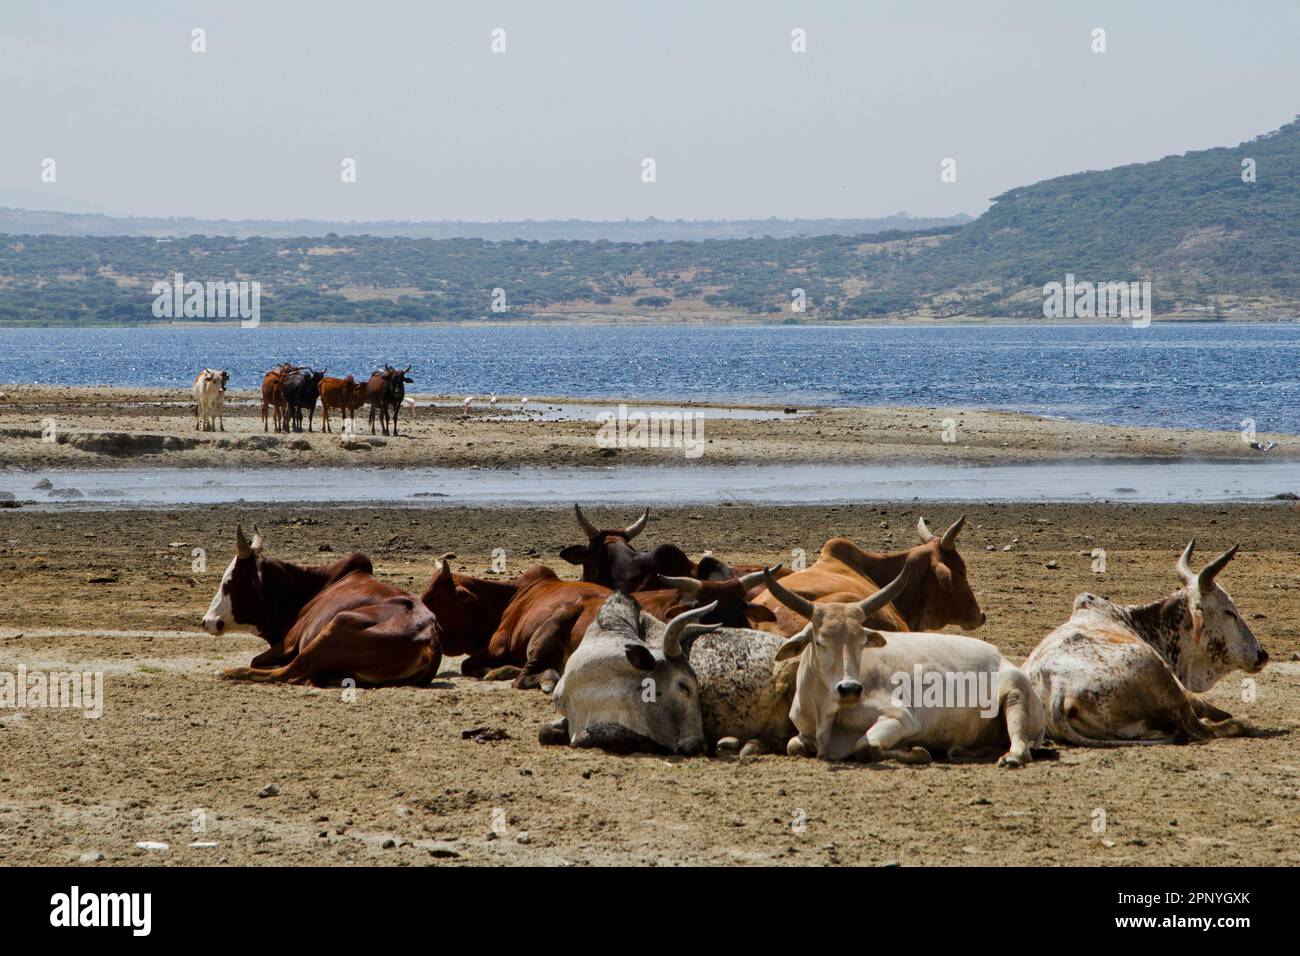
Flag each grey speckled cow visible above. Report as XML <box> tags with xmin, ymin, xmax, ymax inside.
<box><xmin>1024</xmin><ymin>541</ymin><xmax>1269</xmax><ymax>746</ymax></box>
<box><xmin>541</xmin><ymin>592</ymin><xmax>796</xmax><ymax>756</ymax></box>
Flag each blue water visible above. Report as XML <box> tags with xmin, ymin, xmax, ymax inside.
<box><xmin>0</xmin><ymin>322</ymin><xmax>1297</xmax><ymax>433</ymax></box>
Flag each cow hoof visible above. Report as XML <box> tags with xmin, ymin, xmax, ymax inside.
<box><xmin>787</xmin><ymin>736</ymin><xmax>814</xmax><ymax>758</ymax></box>
<box><xmin>853</xmin><ymin>740</ymin><xmax>883</xmax><ymax>763</ymax></box>
<box><xmin>739</xmin><ymin>739</ymin><xmax>768</xmax><ymax>758</ymax></box>
<box><xmin>716</xmin><ymin>736</ymin><xmax>742</xmax><ymax>756</ymax></box>
<box><xmin>898</xmin><ymin>746</ymin><xmax>933</xmax><ymax>766</ymax></box>
<box><xmin>996</xmin><ymin>753</ymin><xmax>1024</xmax><ymax>769</ymax></box>
<box><xmin>538</xmin><ymin>719</ymin><xmax>569</xmax><ymax>746</ymax></box>
<box><xmin>540</xmin><ymin>677</ymin><xmax>557</xmax><ymax>695</ymax></box>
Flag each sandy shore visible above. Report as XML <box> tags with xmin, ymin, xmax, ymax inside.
<box><xmin>1</xmin><ymin>501</ymin><xmax>1297</xmax><ymax>866</ymax></box>
<box><xmin>0</xmin><ymin>385</ymin><xmax>1293</xmax><ymax>471</ymax></box>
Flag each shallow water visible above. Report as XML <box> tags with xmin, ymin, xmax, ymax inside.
<box><xmin>3</xmin><ymin>460</ymin><xmax>1296</xmax><ymax>509</ymax></box>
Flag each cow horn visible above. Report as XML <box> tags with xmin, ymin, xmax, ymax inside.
<box><xmin>251</xmin><ymin>525</ymin><xmax>263</xmax><ymax>550</ymax></box>
<box><xmin>1197</xmin><ymin>544</ymin><xmax>1239</xmax><ymax>592</ymax></box>
<box><xmin>662</xmin><ymin>601</ymin><xmax>719</xmax><ymax>659</ymax></box>
<box><xmin>917</xmin><ymin>516</ymin><xmax>936</xmax><ymax>544</ymax></box>
<box><xmin>574</xmin><ymin>504</ymin><xmax>600</xmax><ymax>541</ymax></box>
<box><xmin>623</xmin><ymin>508</ymin><xmax>649</xmax><ymax>540</ymax></box>
<box><xmin>1176</xmin><ymin>540</ymin><xmax>1197</xmax><ymax>587</ymax></box>
<box><xmin>763</xmin><ymin>566</ymin><xmax>815</xmax><ymax>620</ymax></box>
<box><xmin>738</xmin><ymin>563</ymin><xmax>781</xmax><ymax>590</ymax></box>
<box><xmin>658</xmin><ymin>575</ymin><xmax>701</xmax><ymax>596</ymax></box>
<box><xmin>853</xmin><ymin>565</ymin><xmax>911</xmax><ymax>617</ymax></box>
<box><xmin>236</xmin><ymin>525</ymin><xmax>253</xmax><ymax>560</ymax></box>
<box><xmin>940</xmin><ymin>514</ymin><xmax>967</xmax><ymax>551</ymax></box>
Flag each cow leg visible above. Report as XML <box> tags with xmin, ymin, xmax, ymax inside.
<box><xmin>483</xmin><ymin>665</ymin><xmax>523</xmax><ymax>681</ymax></box>
<box><xmin>369</xmin><ymin>405</ymin><xmax>377</xmax><ymax>435</ymax></box>
<box><xmin>854</xmin><ymin>715</ymin><xmax>932</xmax><ymax>765</ymax></box>
<box><xmin>392</xmin><ymin>406</ymin><xmax>400</xmax><ymax>437</ymax></box>
<box><xmin>997</xmin><ymin>679</ymin><xmax>1038</xmax><ymax>768</ymax></box>
<box><xmin>539</xmin><ymin>717</ymin><xmax>569</xmax><ymax>746</ymax></box>
<box><xmin>787</xmin><ymin>733</ymin><xmax>817</xmax><ymax>757</ymax></box>
<box><xmin>250</xmin><ymin>642</ymin><xmax>291</xmax><ymax>667</ymax></box>
<box><xmin>460</xmin><ymin>654</ymin><xmax>493</xmax><ymax>678</ymax></box>
<box><xmin>321</xmin><ymin>406</ymin><xmax>331</xmax><ymax>433</ymax></box>
<box><xmin>514</xmin><ymin>613</ymin><xmax>579</xmax><ymax>692</ymax></box>
<box><xmin>739</xmin><ymin>738</ymin><xmax>770</xmax><ymax>757</ymax></box>
<box><xmin>1190</xmin><ymin>695</ymin><xmax>1234</xmax><ymax>722</ymax></box>
<box><xmin>716</xmin><ymin>736</ymin><xmax>742</xmax><ymax>755</ymax></box>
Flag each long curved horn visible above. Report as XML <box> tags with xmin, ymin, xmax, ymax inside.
<box><xmin>658</xmin><ymin>574</ymin><xmax>701</xmax><ymax>596</ymax></box>
<box><xmin>940</xmin><ymin>514</ymin><xmax>967</xmax><ymax>551</ymax></box>
<box><xmin>623</xmin><ymin>508</ymin><xmax>649</xmax><ymax>540</ymax></box>
<box><xmin>250</xmin><ymin>525</ymin><xmax>264</xmax><ymax>551</ymax></box>
<box><xmin>574</xmin><ymin>504</ymin><xmax>600</xmax><ymax>541</ymax></box>
<box><xmin>917</xmin><ymin>516</ymin><xmax>936</xmax><ymax>544</ymax></box>
<box><xmin>236</xmin><ymin>525</ymin><xmax>253</xmax><ymax>560</ymax></box>
<box><xmin>1197</xmin><ymin>544</ymin><xmax>1239</xmax><ymax>592</ymax></box>
<box><xmin>738</xmin><ymin>563</ymin><xmax>781</xmax><ymax>590</ymax></box>
<box><xmin>1176</xmin><ymin>540</ymin><xmax>1196</xmax><ymax>587</ymax></box>
<box><xmin>854</xmin><ymin>565</ymin><xmax>911</xmax><ymax>617</ymax></box>
<box><xmin>662</xmin><ymin>601</ymin><xmax>718</xmax><ymax>658</ymax></box>
<box><xmin>763</xmin><ymin>567</ymin><xmax>815</xmax><ymax>620</ymax></box>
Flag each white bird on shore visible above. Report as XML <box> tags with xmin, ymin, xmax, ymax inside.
<box><xmin>404</xmin><ymin>396</ymin><xmax>416</xmax><ymax>416</ymax></box>
<box><xmin>463</xmin><ymin>395</ymin><xmax>473</xmax><ymax>408</ymax></box>
<box><xmin>488</xmin><ymin>394</ymin><xmax>498</xmax><ymax>407</ymax></box>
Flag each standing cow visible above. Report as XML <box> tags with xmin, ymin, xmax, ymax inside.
<box><xmin>366</xmin><ymin>365</ymin><xmax>413</xmax><ymax>436</ymax></box>
<box><xmin>192</xmin><ymin>368</ymin><xmax>229</xmax><ymax>432</ymax></box>
<box><xmin>319</xmin><ymin>375</ymin><xmax>368</xmax><ymax>433</ymax></box>
<box><xmin>1024</xmin><ymin>541</ymin><xmax>1268</xmax><ymax>746</ymax></box>
<box><xmin>261</xmin><ymin>363</ymin><xmax>301</xmax><ymax>433</ymax></box>
<box><xmin>280</xmin><ymin>367</ymin><xmax>326</xmax><ymax>432</ymax></box>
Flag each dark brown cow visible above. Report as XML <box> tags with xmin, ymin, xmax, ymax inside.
<box><xmin>366</xmin><ymin>365</ymin><xmax>413</xmax><ymax>436</ymax></box>
<box><xmin>559</xmin><ymin>505</ymin><xmax>696</xmax><ymax>592</ymax></box>
<box><xmin>203</xmin><ymin>526</ymin><xmax>440</xmax><ymax>686</ymax></box>
<box><xmin>260</xmin><ymin>363</ymin><xmax>301</xmax><ymax>433</ymax></box>
<box><xmin>420</xmin><ymin>556</ymin><xmax>774</xmax><ymax>691</ymax></box>
<box><xmin>319</xmin><ymin>375</ymin><xmax>368</xmax><ymax>433</ymax></box>
<box><xmin>751</xmin><ymin>515</ymin><xmax>985</xmax><ymax>636</ymax></box>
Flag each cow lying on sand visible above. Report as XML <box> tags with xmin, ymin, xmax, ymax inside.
<box><xmin>1024</xmin><ymin>541</ymin><xmax>1268</xmax><ymax>746</ymax></box>
<box><xmin>203</xmin><ymin>527</ymin><xmax>440</xmax><ymax>686</ymax></box>
<box><xmin>751</xmin><ymin>515</ymin><xmax>985</xmax><ymax>636</ymax></box>
<box><xmin>763</xmin><ymin>567</ymin><xmax>1044</xmax><ymax>767</ymax></box>
<box><xmin>541</xmin><ymin>596</ymin><xmax>797</xmax><ymax>756</ymax></box>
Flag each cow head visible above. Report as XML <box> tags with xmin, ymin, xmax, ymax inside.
<box><xmin>418</xmin><ymin>554</ymin><xmax>488</xmax><ymax>654</ymax></box>
<box><xmin>202</xmin><ymin>525</ymin><xmax>266</xmax><ymax>637</ymax></box>
<box><xmin>766</xmin><ymin>565</ymin><xmax>909</xmax><ymax>709</ymax></box>
<box><xmin>559</xmin><ymin>504</ymin><xmax>650</xmax><ymax>583</ymax></box>
<box><xmin>1174</xmin><ymin>540</ymin><xmax>1268</xmax><ymax>687</ymax></box>
<box><xmin>657</xmin><ymin>564</ymin><xmax>780</xmax><ymax>628</ymax></box>
<box><xmin>911</xmin><ymin>514</ymin><xmax>984</xmax><ymax>630</ymax></box>
<box><xmin>219</xmin><ymin>369</ymin><xmax>229</xmax><ymax>392</ymax></box>
<box><xmin>549</xmin><ymin>593</ymin><xmax>717</xmax><ymax>755</ymax></box>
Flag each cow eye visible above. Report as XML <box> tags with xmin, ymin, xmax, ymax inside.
<box><xmin>677</xmin><ymin>682</ymin><xmax>692</xmax><ymax>696</ymax></box>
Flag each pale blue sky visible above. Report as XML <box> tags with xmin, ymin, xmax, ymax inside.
<box><xmin>2</xmin><ymin>0</ymin><xmax>1297</xmax><ymax>222</ymax></box>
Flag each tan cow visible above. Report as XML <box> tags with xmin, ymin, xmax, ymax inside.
<box><xmin>1025</xmin><ymin>541</ymin><xmax>1268</xmax><ymax>746</ymax></box>
<box><xmin>192</xmin><ymin>368</ymin><xmax>228</xmax><ymax>432</ymax></box>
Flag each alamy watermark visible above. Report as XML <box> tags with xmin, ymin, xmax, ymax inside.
<box><xmin>1042</xmin><ymin>274</ymin><xmax>1151</xmax><ymax>327</ymax></box>
<box><xmin>152</xmin><ymin>272</ymin><xmax>260</xmax><ymax>328</ymax></box>
<box><xmin>1</xmin><ymin>665</ymin><xmax>103</xmax><ymax>718</ymax></box>
<box><xmin>595</xmin><ymin>404</ymin><xmax>705</xmax><ymax>459</ymax></box>
<box><xmin>889</xmin><ymin>665</ymin><xmax>998</xmax><ymax>718</ymax></box>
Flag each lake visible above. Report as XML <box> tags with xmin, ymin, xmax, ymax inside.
<box><xmin>0</xmin><ymin>322</ymin><xmax>1297</xmax><ymax>433</ymax></box>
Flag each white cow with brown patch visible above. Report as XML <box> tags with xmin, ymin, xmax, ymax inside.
<box><xmin>193</xmin><ymin>368</ymin><xmax>229</xmax><ymax>432</ymax></box>
<box><xmin>1024</xmin><ymin>541</ymin><xmax>1268</xmax><ymax>746</ymax></box>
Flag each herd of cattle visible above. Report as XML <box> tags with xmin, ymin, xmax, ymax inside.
<box><xmin>191</xmin><ymin>364</ymin><xmax>415</xmax><ymax>435</ymax></box>
<box><xmin>200</xmin><ymin>505</ymin><xmax>1269</xmax><ymax>766</ymax></box>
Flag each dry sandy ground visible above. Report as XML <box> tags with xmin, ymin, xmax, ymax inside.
<box><xmin>0</xmin><ymin>385</ymin><xmax>1294</xmax><ymax>470</ymax></box>
<box><xmin>1</xmin><ymin>502</ymin><xmax>1298</xmax><ymax>867</ymax></box>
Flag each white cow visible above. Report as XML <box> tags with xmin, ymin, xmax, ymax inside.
<box><xmin>1024</xmin><ymin>541</ymin><xmax>1268</xmax><ymax>746</ymax></box>
<box><xmin>193</xmin><ymin>368</ymin><xmax>229</xmax><ymax>432</ymax></box>
<box><xmin>763</xmin><ymin>567</ymin><xmax>1044</xmax><ymax>767</ymax></box>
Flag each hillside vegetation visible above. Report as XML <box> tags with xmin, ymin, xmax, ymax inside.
<box><xmin>1</xmin><ymin>119</ymin><xmax>1297</xmax><ymax>325</ymax></box>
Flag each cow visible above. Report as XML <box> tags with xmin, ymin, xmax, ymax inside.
<box><xmin>366</xmin><ymin>365</ymin><xmax>413</xmax><ymax>436</ymax></box>
<box><xmin>280</xmin><ymin>367</ymin><xmax>326</xmax><ymax>432</ymax></box>
<box><xmin>560</xmin><ymin>505</ymin><xmax>696</xmax><ymax>591</ymax></box>
<box><xmin>192</xmin><ymin>368</ymin><xmax>228</xmax><ymax>432</ymax></box>
<box><xmin>319</xmin><ymin>375</ymin><xmax>368</xmax><ymax>433</ymax></box>
<box><xmin>419</xmin><ymin>556</ymin><xmax>776</xmax><ymax>691</ymax></box>
<box><xmin>541</xmin><ymin>594</ymin><xmax>798</xmax><ymax>757</ymax></box>
<box><xmin>202</xmin><ymin>526</ymin><xmax>441</xmax><ymax>686</ymax></box>
<box><xmin>751</xmin><ymin>515</ymin><xmax>984</xmax><ymax>636</ymax></box>
<box><xmin>762</xmin><ymin>567</ymin><xmax>1044</xmax><ymax>767</ymax></box>
<box><xmin>1024</xmin><ymin>541</ymin><xmax>1268</xmax><ymax>746</ymax></box>
<box><xmin>260</xmin><ymin>363</ymin><xmax>301</xmax><ymax>433</ymax></box>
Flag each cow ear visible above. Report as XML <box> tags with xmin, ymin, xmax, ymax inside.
<box><xmin>744</xmin><ymin>603</ymin><xmax>777</xmax><ymax>623</ymax></box>
<box><xmin>664</xmin><ymin>604</ymin><xmax>689</xmax><ymax>620</ymax></box>
<box><xmin>559</xmin><ymin>545</ymin><xmax>590</xmax><ymax>565</ymax></box>
<box><xmin>775</xmin><ymin>625</ymin><xmax>813</xmax><ymax>662</ymax></box>
<box><xmin>931</xmin><ymin>555</ymin><xmax>954</xmax><ymax>591</ymax></box>
<box><xmin>624</xmin><ymin>643</ymin><xmax>656</xmax><ymax>672</ymax></box>
<box><xmin>454</xmin><ymin>585</ymin><xmax>478</xmax><ymax>605</ymax></box>
<box><xmin>862</xmin><ymin>628</ymin><xmax>887</xmax><ymax>648</ymax></box>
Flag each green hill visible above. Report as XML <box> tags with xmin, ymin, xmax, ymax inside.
<box><xmin>2</xmin><ymin>118</ymin><xmax>1298</xmax><ymax>325</ymax></box>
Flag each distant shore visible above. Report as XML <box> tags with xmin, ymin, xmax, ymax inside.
<box><xmin>0</xmin><ymin>384</ymin><xmax>1293</xmax><ymax>473</ymax></box>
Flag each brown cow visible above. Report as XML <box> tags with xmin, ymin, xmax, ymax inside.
<box><xmin>560</xmin><ymin>505</ymin><xmax>697</xmax><ymax>591</ymax></box>
<box><xmin>203</xmin><ymin>526</ymin><xmax>440</xmax><ymax>686</ymax></box>
<box><xmin>260</xmin><ymin>363</ymin><xmax>301</xmax><ymax>433</ymax></box>
<box><xmin>420</xmin><ymin>556</ymin><xmax>776</xmax><ymax>691</ymax></box>
<box><xmin>366</xmin><ymin>365</ymin><xmax>413</xmax><ymax>436</ymax></box>
<box><xmin>319</xmin><ymin>375</ymin><xmax>368</xmax><ymax>433</ymax></box>
<box><xmin>751</xmin><ymin>515</ymin><xmax>984</xmax><ymax>637</ymax></box>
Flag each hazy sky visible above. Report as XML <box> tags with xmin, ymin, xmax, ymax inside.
<box><xmin>2</xmin><ymin>0</ymin><xmax>1298</xmax><ymax>222</ymax></box>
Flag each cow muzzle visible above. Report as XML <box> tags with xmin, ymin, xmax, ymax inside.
<box><xmin>1251</xmin><ymin>648</ymin><xmax>1269</xmax><ymax>671</ymax></box>
<box><xmin>835</xmin><ymin>680</ymin><xmax>864</xmax><ymax>706</ymax></box>
<box><xmin>202</xmin><ymin>615</ymin><xmax>226</xmax><ymax>635</ymax></box>
<box><xmin>676</xmin><ymin>735</ymin><xmax>706</xmax><ymax>757</ymax></box>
